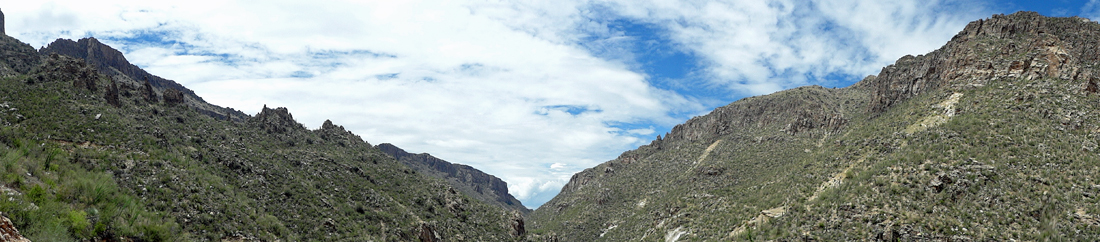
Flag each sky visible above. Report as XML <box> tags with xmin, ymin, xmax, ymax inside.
<box><xmin>4</xmin><ymin>0</ymin><xmax>1098</xmax><ymax>209</ymax></box>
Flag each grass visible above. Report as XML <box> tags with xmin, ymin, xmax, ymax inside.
<box><xmin>0</xmin><ymin>128</ymin><xmax>179</xmax><ymax>241</ymax></box>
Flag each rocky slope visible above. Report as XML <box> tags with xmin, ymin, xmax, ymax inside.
<box><xmin>377</xmin><ymin>143</ymin><xmax>531</xmax><ymax>213</ymax></box>
<box><xmin>529</xmin><ymin>12</ymin><xmax>1100</xmax><ymax>241</ymax></box>
<box><xmin>38</xmin><ymin>37</ymin><xmax>249</xmax><ymax>122</ymax></box>
<box><xmin>0</xmin><ymin>22</ymin><xmax>523</xmax><ymax>241</ymax></box>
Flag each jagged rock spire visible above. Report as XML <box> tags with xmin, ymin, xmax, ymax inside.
<box><xmin>1</xmin><ymin>8</ymin><xmax>6</xmax><ymax>35</ymax></box>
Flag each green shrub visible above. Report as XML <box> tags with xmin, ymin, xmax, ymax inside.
<box><xmin>66</xmin><ymin>210</ymin><xmax>91</xmax><ymax>238</ymax></box>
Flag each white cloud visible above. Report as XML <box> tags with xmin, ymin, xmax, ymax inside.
<box><xmin>1085</xmin><ymin>0</ymin><xmax>1100</xmax><ymax>21</ymax></box>
<box><xmin>5</xmin><ymin>0</ymin><xmax>992</xmax><ymax>208</ymax></box>
<box><xmin>570</xmin><ymin>0</ymin><xmax>986</xmax><ymax>95</ymax></box>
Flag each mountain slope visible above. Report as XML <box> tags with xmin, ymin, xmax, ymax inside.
<box><xmin>39</xmin><ymin>37</ymin><xmax>249</xmax><ymax>122</ymax></box>
<box><xmin>0</xmin><ymin>26</ymin><xmax>523</xmax><ymax>241</ymax></box>
<box><xmin>377</xmin><ymin>143</ymin><xmax>531</xmax><ymax>213</ymax></box>
<box><xmin>529</xmin><ymin>12</ymin><xmax>1100</xmax><ymax>241</ymax></box>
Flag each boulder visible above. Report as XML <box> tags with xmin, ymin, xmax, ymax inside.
<box><xmin>0</xmin><ymin>212</ymin><xmax>30</xmax><ymax>242</ymax></box>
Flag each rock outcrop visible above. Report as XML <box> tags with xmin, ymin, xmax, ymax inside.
<box><xmin>142</xmin><ymin>78</ymin><xmax>158</xmax><ymax>103</ymax></box>
<box><xmin>0</xmin><ymin>213</ymin><xmax>29</xmax><ymax>242</ymax></box>
<box><xmin>510</xmin><ymin>210</ymin><xmax>526</xmax><ymax>237</ymax></box>
<box><xmin>38</xmin><ymin>37</ymin><xmax>249</xmax><ymax>121</ymax></box>
<box><xmin>315</xmin><ymin>119</ymin><xmax>370</xmax><ymax>147</ymax></box>
<box><xmin>376</xmin><ymin>143</ymin><xmax>531</xmax><ymax>213</ymax></box>
<box><xmin>39</xmin><ymin>38</ymin><xmax>186</xmax><ymax>95</ymax></box>
<box><xmin>0</xmin><ymin>35</ymin><xmax>40</xmax><ymax>76</ymax></box>
<box><xmin>866</xmin><ymin>12</ymin><xmax>1100</xmax><ymax>113</ymax></box>
<box><xmin>106</xmin><ymin>79</ymin><xmax>120</xmax><ymax>107</ymax></box>
<box><xmin>31</xmin><ymin>54</ymin><xmax>101</xmax><ymax>89</ymax></box>
<box><xmin>249</xmin><ymin>105</ymin><xmax>305</xmax><ymax>134</ymax></box>
<box><xmin>1</xmin><ymin>8</ymin><xmax>5</xmax><ymax>35</ymax></box>
<box><xmin>162</xmin><ymin>88</ymin><xmax>185</xmax><ymax>106</ymax></box>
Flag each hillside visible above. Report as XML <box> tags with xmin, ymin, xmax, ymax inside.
<box><xmin>0</xmin><ymin>24</ymin><xmax>523</xmax><ymax>242</ymax></box>
<box><xmin>377</xmin><ymin>143</ymin><xmax>531</xmax><ymax>213</ymax></box>
<box><xmin>38</xmin><ymin>37</ymin><xmax>250</xmax><ymax>122</ymax></box>
<box><xmin>528</xmin><ymin>12</ymin><xmax>1100</xmax><ymax>241</ymax></box>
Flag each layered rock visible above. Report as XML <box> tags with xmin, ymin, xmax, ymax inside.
<box><xmin>376</xmin><ymin>143</ymin><xmax>531</xmax><ymax>213</ymax></box>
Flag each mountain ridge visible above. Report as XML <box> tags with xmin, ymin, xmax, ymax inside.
<box><xmin>0</xmin><ymin>9</ymin><xmax>526</xmax><ymax>240</ymax></box>
<box><xmin>376</xmin><ymin>143</ymin><xmax>531</xmax><ymax>213</ymax></box>
<box><xmin>39</xmin><ymin>37</ymin><xmax>250</xmax><ymax>122</ymax></box>
<box><xmin>528</xmin><ymin>11</ymin><xmax>1100</xmax><ymax>241</ymax></box>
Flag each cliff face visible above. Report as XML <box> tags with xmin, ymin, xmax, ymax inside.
<box><xmin>866</xmin><ymin>12</ymin><xmax>1100</xmax><ymax>113</ymax></box>
<box><xmin>376</xmin><ymin>143</ymin><xmax>531</xmax><ymax>213</ymax></box>
<box><xmin>529</xmin><ymin>12</ymin><xmax>1100</xmax><ymax>241</ymax></box>
<box><xmin>38</xmin><ymin>37</ymin><xmax>248</xmax><ymax>121</ymax></box>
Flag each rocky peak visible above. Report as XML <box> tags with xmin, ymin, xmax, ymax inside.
<box><xmin>1</xmin><ymin>8</ymin><xmax>6</xmax><ymax>35</ymax></box>
<box><xmin>315</xmin><ymin>119</ymin><xmax>369</xmax><ymax>147</ymax></box>
<box><xmin>865</xmin><ymin>11</ymin><xmax>1100</xmax><ymax>113</ymax></box>
<box><xmin>249</xmin><ymin>105</ymin><xmax>304</xmax><ymax>134</ymax></box>
<box><xmin>320</xmin><ymin>119</ymin><xmax>344</xmax><ymax>131</ymax></box>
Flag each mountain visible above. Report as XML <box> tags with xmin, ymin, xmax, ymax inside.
<box><xmin>376</xmin><ymin>143</ymin><xmax>531</xmax><ymax>213</ymax></box>
<box><xmin>38</xmin><ymin>37</ymin><xmax>249</xmax><ymax>122</ymax></box>
<box><xmin>0</xmin><ymin>14</ymin><xmax>524</xmax><ymax>241</ymax></box>
<box><xmin>7</xmin><ymin>7</ymin><xmax>1100</xmax><ymax>241</ymax></box>
<box><xmin>528</xmin><ymin>12</ymin><xmax>1100</xmax><ymax>241</ymax></box>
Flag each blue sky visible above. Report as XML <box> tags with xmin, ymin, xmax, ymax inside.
<box><xmin>6</xmin><ymin>0</ymin><xmax>1100</xmax><ymax>208</ymax></box>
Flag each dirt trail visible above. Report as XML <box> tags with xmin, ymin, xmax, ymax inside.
<box><xmin>695</xmin><ymin>139</ymin><xmax>722</xmax><ymax>164</ymax></box>
<box><xmin>807</xmin><ymin>154</ymin><xmax>867</xmax><ymax>202</ymax></box>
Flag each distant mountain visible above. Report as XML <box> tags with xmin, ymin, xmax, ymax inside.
<box><xmin>528</xmin><ymin>12</ymin><xmax>1100</xmax><ymax>241</ymax></box>
<box><xmin>376</xmin><ymin>143</ymin><xmax>531</xmax><ymax>213</ymax></box>
<box><xmin>38</xmin><ymin>37</ymin><xmax>249</xmax><ymax>122</ymax></box>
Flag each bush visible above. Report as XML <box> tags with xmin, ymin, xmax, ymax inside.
<box><xmin>66</xmin><ymin>210</ymin><xmax>91</xmax><ymax>238</ymax></box>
